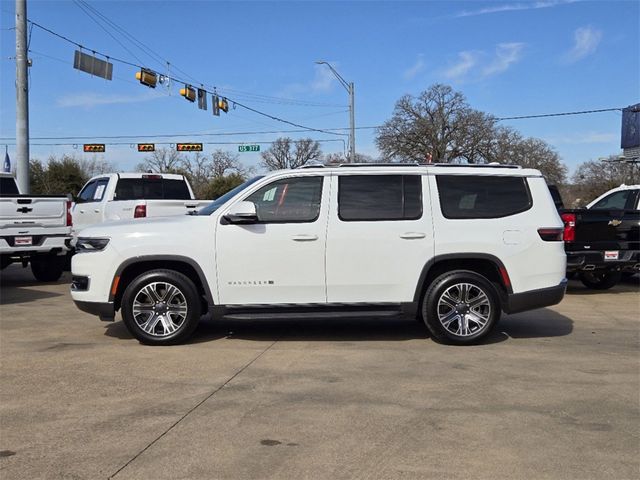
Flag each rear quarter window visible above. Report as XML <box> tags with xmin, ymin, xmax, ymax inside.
<box><xmin>436</xmin><ymin>175</ymin><xmax>532</xmax><ymax>219</ymax></box>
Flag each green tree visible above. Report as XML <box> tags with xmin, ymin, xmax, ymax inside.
<box><xmin>201</xmin><ymin>173</ymin><xmax>246</xmax><ymax>199</ymax></box>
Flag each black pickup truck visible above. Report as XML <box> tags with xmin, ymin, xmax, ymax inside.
<box><xmin>549</xmin><ymin>185</ymin><xmax>640</xmax><ymax>289</ymax></box>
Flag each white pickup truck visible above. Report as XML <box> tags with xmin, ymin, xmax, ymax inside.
<box><xmin>72</xmin><ymin>173</ymin><xmax>211</xmax><ymax>233</ymax></box>
<box><xmin>0</xmin><ymin>172</ymin><xmax>73</xmax><ymax>281</ymax></box>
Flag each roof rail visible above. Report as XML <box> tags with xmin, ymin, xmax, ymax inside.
<box><xmin>297</xmin><ymin>161</ymin><xmax>326</xmax><ymax>169</ymax></box>
<box><xmin>337</xmin><ymin>162</ymin><xmax>422</xmax><ymax>167</ymax></box>
<box><xmin>432</xmin><ymin>163</ymin><xmax>522</xmax><ymax>169</ymax></box>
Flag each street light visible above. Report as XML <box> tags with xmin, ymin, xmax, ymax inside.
<box><xmin>315</xmin><ymin>61</ymin><xmax>355</xmax><ymax>163</ymax></box>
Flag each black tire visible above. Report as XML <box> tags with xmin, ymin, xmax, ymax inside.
<box><xmin>579</xmin><ymin>271</ymin><xmax>621</xmax><ymax>290</ymax></box>
<box><xmin>121</xmin><ymin>269</ymin><xmax>202</xmax><ymax>345</ymax></box>
<box><xmin>30</xmin><ymin>255</ymin><xmax>65</xmax><ymax>282</ymax></box>
<box><xmin>422</xmin><ymin>270</ymin><xmax>501</xmax><ymax>345</ymax></box>
<box><xmin>621</xmin><ymin>271</ymin><xmax>637</xmax><ymax>281</ymax></box>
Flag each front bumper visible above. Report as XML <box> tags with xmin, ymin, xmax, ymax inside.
<box><xmin>73</xmin><ymin>300</ymin><xmax>115</xmax><ymax>322</ymax></box>
<box><xmin>566</xmin><ymin>250</ymin><xmax>640</xmax><ymax>272</ymax></box>
<box><xmin>503</xmin><ymin>279</ymin><xmax>568</xmax><ymax>314</ymax></box>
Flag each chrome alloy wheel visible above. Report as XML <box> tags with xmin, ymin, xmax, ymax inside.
<box><xmin>436</xmin><ymin>283</ymin><xmax>491</xmax><ymax>337</ymax></box>
<box><xmin>132</xmin><ymin>282</ymin><xmax>188</xmax><ymax>337</ymax></box>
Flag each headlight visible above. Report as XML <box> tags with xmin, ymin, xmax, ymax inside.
<box><xmin>76</xmin><ymin>237</ymin><xmax>110</xmax><ymax>252</ymax></box>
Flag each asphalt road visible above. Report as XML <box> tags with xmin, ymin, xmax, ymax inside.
<box><xmin>1</xmin><ymin>265</ymin><xmax>638</xmax><ymax>480</ymax></box>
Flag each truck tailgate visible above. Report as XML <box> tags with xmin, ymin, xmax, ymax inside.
<box><xmin>0</xmin><ymin>196</ymin><xmax>68</xmax><ymax>229</ymax></box>
<box><xmin>570</xmin><ymin>209</ymin><xmax>640</xmax><ymax>250</ymax></box>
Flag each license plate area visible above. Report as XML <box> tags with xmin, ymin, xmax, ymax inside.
<box><xmin>14</xmin><ymin>236</ymin><xmax>33</xmax><ymax>246</ymax></box>
<box><xmin>604</xmin><ymin>250</ymin><xmax>619</xmax><ymax>261</ymax></box>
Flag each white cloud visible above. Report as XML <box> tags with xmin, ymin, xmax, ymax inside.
<box><xmin>443</xmin><ymin>43</ymin><xmax>524</xmax><ymax>81</ymax></box>
<box><xmin>482</xmin><ymin>43</ymin><xmax>524</xmax><ymax>76</ymax></box>
<box><xmin>57</xmin><ymin>91</ymin><xmax>163</xmax><ymax>108</ymax></box>
<box><xmin>404</xmin><ymin>54</ymin><xmax>425</xmax><ymax>80</ymax></box>
<box><xmin>443</xmin><ymin>51</ymin><xmax>480</xmax><ymax>80</ymax></box>
<box><xmin>455</xmin><ymin>0</ymin><xmax>579</xmax><ymax>18</ymax></box>
<box><xmin>310</xmin><ymin>64</ymin><xmax>338</xmax><ymax>93</ymax></box>
<box><xmin>564</xmin><ymin>26</ymin><xmax>602</xmax><ymax>63</ymax></box>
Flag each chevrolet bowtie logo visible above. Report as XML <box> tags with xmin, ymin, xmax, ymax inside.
<box><xmin>608</xmin><ymin>219</ymin><xmax>622</xmax><ymax>227</ymax></box>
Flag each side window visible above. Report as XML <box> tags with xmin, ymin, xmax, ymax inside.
<box><xmin>245</xmin><ymin>176</ymin><xmax>323</xmax><ymax>223</ymax></box>
<box><xmin>76</xmin><ymin>180</ymin><xmax>97</xmax><ymax>204</ymax></box>
<box><xmin>436</xmin><ymin>175</ymin><xmax>531</xmax><ymax>219</ymax></box>
<box><xmin>590</xmin><ymin>190</ymin><xmax>632</xmax><ymax>210</ymax></box>
<box><xmin>338</xmin><ymin>175</ymin><xmax>422</xmax><ymax>221</ymax></box>
<box><xmin>93</xmin><ymin>178</ymin><xmax>109</xmax><ymax>201</ymax></box>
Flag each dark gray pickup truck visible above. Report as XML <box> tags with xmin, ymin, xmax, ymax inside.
<box><xmin>550</xmin><ymin>185</ymin><xmax>640</xmax><ymax>289</ymax></box>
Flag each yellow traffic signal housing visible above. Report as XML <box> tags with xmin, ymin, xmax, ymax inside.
<box><xmin>180</xmin><ymin>85</ymin><xmax>196</xmax><ymax>102</ymax></box>
<box><xmin>135</xmin><ymin>69</ymin><xmax>157</xmax><ymax>88</ymax></box>
<box><xmin>83</xmin><ymin>144</ymin><xmax>106</xmax><ymax>153</ymax></box>
<box><xmin>137</xmin><ymin>143</ymin><xmax>155</xmax><ymax>152</ymax></box>
<box><xmin>176</xmin><ymin>143</ymin><xmax>203</xmax><ymax>152</ymax></box>
<box><xmin>218</xmin><ymin>97</ymin><xmax>229</xmax><ymax>113</ymax></box>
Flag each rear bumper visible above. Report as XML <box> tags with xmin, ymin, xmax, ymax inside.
<box><xmin>503</xmin><ymin>279</ymin><xmax>567</xmax><ymax>314</ymax></box>
<box><xmin>73</xmin><ymin>300</ymin><xmax>115</xmax><ymax>322</ymax></box>
<box><xmin>566</xmin><ymin>250</ymin><xmax>640</xmax><ymax>272</ymax></box>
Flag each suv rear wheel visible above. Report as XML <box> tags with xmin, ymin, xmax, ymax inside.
<box><xmin>422</xmin><ymin>270</ymin><xmax>500</xmax><ymax>345</ymax></box>
<box><xmin>579</xmin><ymin>271</ymin><xmax>621</xmax><ymax>290</ymax></box>
<box><xmin>121</xmin><ymin>269</ymin><xmax>201</xmax><ymax>345</ymax></box>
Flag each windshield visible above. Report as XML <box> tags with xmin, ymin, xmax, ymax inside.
<box><xmin>197</xmin><ymin>175</ymin><xmax>265</xmax><ymax>215</ymax></box>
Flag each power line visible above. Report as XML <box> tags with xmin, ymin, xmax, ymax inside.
<box><xmin>5</xmin><ymin>139</ymin><xmax>347</xmax><ymax>147</ymax></box>
<box><xmin>495</xmin><ymin>108</ymin><xmax>623</xmax><ymax>121</ymax></box>
<box><xmin>26</xmin><ymin>20</ymin><xmax>348</xmax><ymax>137</ymax></box>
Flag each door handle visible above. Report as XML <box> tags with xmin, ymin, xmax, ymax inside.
<box><xmin>79</xmin><ymin>209</ymin><xmax>85</xmax><ymax>214</ymax></box>
<box><xmin>292</xmin><ymin>234</ymin><xmax>318</xmax><ymax>242</ymax></box>
<box><xmin>400</xmin><ymin>232</ymin><xmax>426</xmax><ymax>239</ymax></box>
<box><xmin>94</xmin><ymin>209</ymin><xmax>101</xmax><ymax>213</ymax></box>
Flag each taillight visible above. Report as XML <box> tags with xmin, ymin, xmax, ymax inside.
<box><xmin>537</xmin><ymin>228</ymin><xmax>563</xmax><ymax>241</ymax></box>
<box><xmin>560</xmin><ymin>213</ymin><xmax>576</xmax><ymax>242</ymax></box>
<box><xmin>134</xmin><ymin>204</ymin><xmax>147</xmax><ymax>218</ymax></box>
<box><xmin>66</xmin><ymin>200</ymin><xmax>73</xmax><ymax>226</ymax></box>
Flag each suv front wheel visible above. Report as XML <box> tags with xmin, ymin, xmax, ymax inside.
<box><xmin>422</xmin><ymin>270</ymin><xmax>501</xmax><ymax>345</ymax></box>
<box><xmin>121</xmin><ymin>269</ymin><xmax>201</xmax><ymax>345</ymax></box>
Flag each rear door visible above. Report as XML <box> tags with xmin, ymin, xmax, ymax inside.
<box><xmin>325</xmin><ymin>173</ymin><xmax>433</xmax><ymax>303</ymax></box>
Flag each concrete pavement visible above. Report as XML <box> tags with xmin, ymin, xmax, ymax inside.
<box><xmin>1</xmin><ymin>265</ymin><xmax>638</xmax><ymax>479</ymax></box>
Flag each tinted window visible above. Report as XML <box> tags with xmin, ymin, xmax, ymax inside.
<box><xmin>0</xmin><ymin>177</ymin><xmax>19</xmax><ymax>195</ymax></box>
<box><xmin>437</xmin><ymin>175</ymin><xmax>531</xmax><ymax>219</ymax></box>
<box><xmin>590</xmin><ymin>190</ymin><xmax>632</xmax><ymax>210</ymax></box>
<box><xmin>338</xmin><ymin>175</ymin><xmax>422</xmax><ymax>221</ymax></box>
<box><xmin>76</xmin><ymin>180</ymin><xmax>97</xmax><ymax>203</ymax></box>
<box><xmin>245</xmin><ymin>176</ymin><xmax>323</xmax><ymax>223</ymax></box>
<box><xmin>198</xmin><ymin>176</ymin><xmax>264</xmax><ymax>215</ymax></box>
<box><xmin>114</xmin><ymin>178</ymin><xmax>191</xmax><ymax>200</ymax></box>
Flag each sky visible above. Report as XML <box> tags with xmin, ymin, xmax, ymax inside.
<box><xmin>1</xmin><ymin>0</ymin><xmax>639</xmax><ymax>176</ymax></box>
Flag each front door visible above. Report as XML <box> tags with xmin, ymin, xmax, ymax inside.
<box><xmin>216</xmin><ymin>174</ymin><xmax>328</xmax><ymax>305</ymax></box>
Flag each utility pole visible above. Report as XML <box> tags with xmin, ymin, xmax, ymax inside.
<box><xmin>315</xmin><ymin>61</ymin><xmax>356</xmax><ymax>162</ymax></box>
<box><xmin>15</xmin><ymin>0</ymin><xmax>30</xmax><ymax>193</ymax></box>
<box><xmin>348</xmin><ymin>82</ymin><xmax>355</xmax><ymax>163</ymax></box>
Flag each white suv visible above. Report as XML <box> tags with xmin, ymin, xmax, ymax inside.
<box><xmin>71</xmin><ymin>164</ymin><xmax>567</xmax><ymax>345</ymax></box>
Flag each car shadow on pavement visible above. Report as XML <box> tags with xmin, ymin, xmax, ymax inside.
<box><xmin>565</xmin><ymin>275</ymin><xmax>640</xmax><ymax>296</ymax></box>
<box><xmin>0</xmin><ymin>268</ymin><xmax>67</xmax><ymax>305</ymax></box>
<box><xmin>105</xmin><ymin>309</ymin><xmax>574</xmax><ymax>345</ymax></box>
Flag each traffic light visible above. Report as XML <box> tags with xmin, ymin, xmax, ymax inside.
<box><xmin>180</xmin><ymin>84</ymin><xmax>196</xmax><ymax>102</ymax></box>
<box><xmin>176</xmin><ymin>143</ymin><xmax>203</xmax><ymax>152</ymax></box>
<box><xmin>218</xmin><ymin>96</ymin><xmax>229</xmax><ymax>113</ymax></box>
<box><xmin>135</xmin><ymin>69</ymin><xmax>157</xmax><ymax>88</ymax></box>
<box><xmin>83</xmin><ymin>144</ymin><xmax>105</xmax><ymax>153</ymax></box>
<box><xmin>137</xmin><ymin>143</ymin><xmax>155</xmax><ymax>152</ymax></box>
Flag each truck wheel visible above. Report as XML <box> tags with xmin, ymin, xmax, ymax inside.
<box><xmin>121</xmin><ymin>269</ymin><xmax>201</xmax><ymax>346</ymax></box>
<box><xmin>579</xmin><ymin>271</ymin><xmax>621</xmax><ymax>290</ymax></box>
<box><xmin>422</xmin><ymin>270</ymin><xmax>500</xmax><ymax>345</ymax></box>
<box><xmin>30</xmin><ymin>255</ymin><xmax>65</xmax><ymax>282</ymax></box>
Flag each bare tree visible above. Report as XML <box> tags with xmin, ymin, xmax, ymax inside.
<box><xmin>261</xmin><ymin>137</ymin><xmax>323</xmax><ymax>170</ymax></box>
<box><xmin>136</xmin><ymin>147</ymin><xmax>184</xmax><ymax>173</ymax></box>
<box><xmin>570</xmin><ymin>156</ymin><xmax>637</xmax><ymax>206</ymax></box>
<box><xmin>376</xmin><ymin>84</ymin><xmax>497</xmax><ymax>163</ymax></box>
<box><xmin>324</xmin><ymin>152</ymin><xmax>379</xmax><ymax>164</ymax></box>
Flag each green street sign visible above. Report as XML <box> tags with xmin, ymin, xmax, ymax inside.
<box><xmin>238</xmin><ymin>144</ymin><xmax>260</xmax><ymax>152</ymax></box>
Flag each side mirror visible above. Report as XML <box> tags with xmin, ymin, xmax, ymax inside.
<box><xmin>223</xmin><ymin>201</ymin><xmax>258</xmax><ymax>224</ymax></box>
